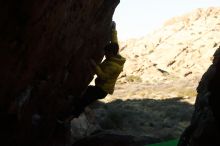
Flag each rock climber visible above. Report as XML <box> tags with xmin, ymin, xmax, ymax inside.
<box><xmin>57</xmin><ymin>21</ymin><xmax>126</xmax><ymax>123</ymax></box>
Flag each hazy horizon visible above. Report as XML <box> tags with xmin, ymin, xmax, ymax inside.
<box><xmin>113</xmin><ymin>0</ymin><xmax>220</xmax><ymax>41</ymax></box>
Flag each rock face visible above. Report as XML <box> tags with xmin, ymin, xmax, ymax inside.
<box><xmin>178</xmin><ymin>48</ymin><xmax>220</xmax><ymax>146</ymax></box>
<box><xmin>0</xmin><ymin>0</ymin><xmax>119</xmax><ymax>145</ymax></box>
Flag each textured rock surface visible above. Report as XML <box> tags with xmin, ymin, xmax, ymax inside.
<box><xmin>0</xmin><ymin>0</ymin><xmax>119</xmax><ymax>145</ymax></box>
<box><xmin>178</xmin><ymin>48</ymin><xmax>220</xmax><ymax>146</ymax></box>
<box><xmin>70</xmin><ymin>107</ymin><xmax>101</xmax><ymax>143</ymax></box>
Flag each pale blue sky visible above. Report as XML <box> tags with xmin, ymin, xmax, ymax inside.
<box><xmin>113</xmin><ymin>0</ymin><xmax>220</xmax><ymax>40</ymax></box>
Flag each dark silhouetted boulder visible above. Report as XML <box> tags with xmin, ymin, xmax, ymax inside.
<box><xmin>178</xmin><ymin>47</ymin><xmax>220</xmax><ymax>146</ymax></box>
<box><xmin>0</xmin><ymin>0</ymin><xmax>119</xmax><ymax>145</ymax></box>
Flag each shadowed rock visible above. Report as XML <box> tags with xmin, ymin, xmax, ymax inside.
<box><xmin>0</xmin><ymin>0</ymin><xmax>119</xmax><ymax>145</ymax></box>
<box><xmin>73</xmin><ymin>131</ymin><xmax>159</xmax><ymax>146</ymax></box>
<box><xmin>178</xmin><ymin>47</ymin><xmax>220</xmax><ymax>146</ymax></box>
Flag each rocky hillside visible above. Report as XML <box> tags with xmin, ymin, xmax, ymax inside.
<box><xmin>120</xmin><ymin>7</ymin><xmax>220</xmax><ymax>84</ymax></box>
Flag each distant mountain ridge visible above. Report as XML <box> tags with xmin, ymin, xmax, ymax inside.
<box><xmin>119</xmin><ymin>7</ymin><xmax>220</xmax><ymax>85</ymax></box>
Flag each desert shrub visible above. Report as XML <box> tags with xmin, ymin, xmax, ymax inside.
<box><xmin>126</xmin><ymin>75</ymin><xmax>142</xmax><ymax>83</ymax></box>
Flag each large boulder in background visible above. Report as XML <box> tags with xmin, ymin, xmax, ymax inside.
<box><xmin>0</xmin><ymin>0</ymin><xmax>119</xmax><ymax>145</ymax></box>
